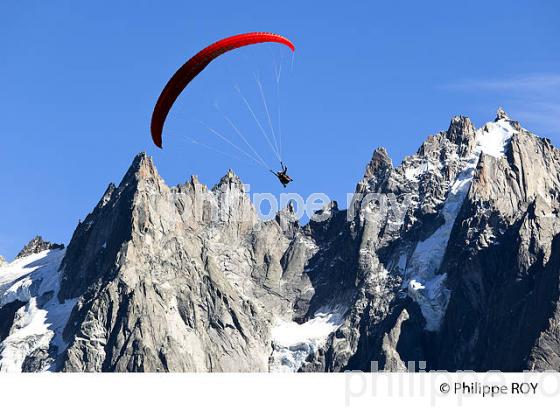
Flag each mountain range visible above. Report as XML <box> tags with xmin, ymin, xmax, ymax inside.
<box><xmin>2</xmin><ymin>108</ymin><xmax>560</xmax><ymax>372</ymax></box>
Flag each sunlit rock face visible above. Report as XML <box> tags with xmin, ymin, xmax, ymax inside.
<box><xmin>3</xmin><ymin>109</ymin><xmax>560</xmax><ymax>372</ymax></box>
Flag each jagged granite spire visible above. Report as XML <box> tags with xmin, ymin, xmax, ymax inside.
<box><xmin>275</xmin><ymin>200</ymin><xmax>300</xmax><ymax>237</ymax></box>
<box><xmin>57</xmin><ymin>153</ymin><xmax>160</xmax><ymax>301</ymax></box>
<box><xmin>446</xmin><ymin>115</ymin><xmax>476</xmax><ymax>156</ymax></box>
<box><xmin>365</xmin><ymin>147</ymin><xmax>392</xmax><ymax>176</ymax></box>
<box><xmin>213</xmin><ymin>168</ymin><xmax>246</xmax><ymax>192</ymax></box>
<box><xmin>356</xmin><ymin>147</ymin><xmax>393</xmax><ymax>193</ymax></box>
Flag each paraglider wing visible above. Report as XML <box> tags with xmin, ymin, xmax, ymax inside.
<box><xmin>151</xmin><ymin>32</ymin><xmax>295</xmax><ymax>148</ymax></box>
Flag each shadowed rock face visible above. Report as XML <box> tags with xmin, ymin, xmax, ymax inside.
<box><xmin>436</xmin><ymin>129</ymin><xmax>560</xmax><ymax>371</ymax></box>
<box><xmin>3</xmin><ymin>109</ymin><xmax>560</xmax><ymax>372</ymax></box>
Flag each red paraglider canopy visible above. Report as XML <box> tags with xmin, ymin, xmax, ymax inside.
<box><xmin>151</xmin><ymin>32</ymin><xmax>295</xmax><ymax>148</ymax></box>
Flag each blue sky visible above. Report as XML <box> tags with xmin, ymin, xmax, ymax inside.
<box><xmin>1</xmin><ymin>1</ymin><xmax>559</xmax><ymax>260</ymax></box>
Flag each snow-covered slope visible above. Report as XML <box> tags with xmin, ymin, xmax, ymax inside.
<box><xmin>0</xmin><ymin>249</ymin><xmax>76</xmax><ymax>372</ymax></box>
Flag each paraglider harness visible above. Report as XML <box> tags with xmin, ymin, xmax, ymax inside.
<box><xmin>271</xmin><ymin>162</ymin><xmax>293</xmax><ymax>188</ymax></box>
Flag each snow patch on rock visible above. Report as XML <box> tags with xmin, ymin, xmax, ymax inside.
<box><xmin>270</xmin><ymin>306</ymin><xmax>346</xmax><ymax>372</ymax></box>
<box><xmin>0</xmin><ymin>249</ymin><xmax>77</xmax><ymax>372</ymax></box>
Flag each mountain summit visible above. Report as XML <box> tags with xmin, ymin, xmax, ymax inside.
<box><xmin>2</xmin><ymin>110</ymin><xmax>560</xmax><ymax>372</ymax></box>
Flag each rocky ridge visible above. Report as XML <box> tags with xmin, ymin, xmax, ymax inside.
<box><xmin>15</xmin><ymin>236</ymin><xmax>64</xmax><ymax>260</ymax></box>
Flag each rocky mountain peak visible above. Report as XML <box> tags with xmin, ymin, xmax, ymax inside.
<box><xmin>446</xmin><ymin>115</ymin><xmax>476</xmax><ymax>156</ymax></box>
<box><xmin>57</xmin><ymin>154</ymin><xmax>164</xmax><ymax>301</ymax></box>
<box><xmin>369</xmin><ymin>147</ymin><xmax>392</xmax><ymax>170</ymax></box>
<box><xmin>0</xmin><ymin>255</ymin><xmax>6</xmax><ymax>267</ymax></box>
<box><xmin>495</xmin><ymin>106</ymin><xmax>510</xmax><ymax>121</ymax></box>
<box><xmin>276</xmin><ymin>199</ymin><xmax>298</xmax><ymax>217</ymax></box>
<box><xmin>364</xmin><ymin>147</ymin><xmax>392</xmax><ymax>178</ymax></box>
<box><xmin>213</xmin><ymin>169</ymin><xmax>245</xmax><ymax>192</ymax></box>
<box><xmin>118</xmin><ymin>152</ymin><xmax>163</xmax><ymax>189</ymax></box>
<box><xmin>275</xmin><ymin>200</ymin><xmax>300</xmax><ymax>236</ymax></box>
<box><xmin>185</xmin><ymin>174</ymin><xmax>210</xmax><ymax>195</ymax></box>
<box><xmin>356</xmin><ymin>147</ymin><xmax>393</xmax><ymax>194</ymax></box>
<box><xmin>15</xmin><ymin>236</ymin><xmax>64</xmax><ymax>259</ymax></box>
